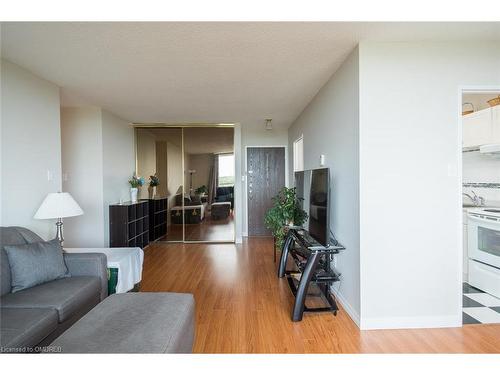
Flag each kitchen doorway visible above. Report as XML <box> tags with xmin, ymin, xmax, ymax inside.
<box><xmin>460</xmin><ymin>88</ymin><xmax>500</xmax><ymax>325</ymax></box>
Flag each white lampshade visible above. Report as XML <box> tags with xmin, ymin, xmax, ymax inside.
<box><xmin>34</xmin><ymin>192</ymin><xmax>83</xmax><ymax>220</ymax></box>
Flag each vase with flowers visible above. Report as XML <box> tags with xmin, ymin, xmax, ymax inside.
<box><xmin>148</xmin><ymin>174</ymin><xmax>160</xmax><ymax>199</ymax></box>
<box><xmin>128</xmin><ymin>175</ymin><xmax>145</xmax><ymax>203</ymax></box>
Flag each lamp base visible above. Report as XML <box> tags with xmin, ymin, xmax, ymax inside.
<box><xmin>55</xmin><ymin>218</ymin><xmax>64</xmax><ymax>246</ymax></box>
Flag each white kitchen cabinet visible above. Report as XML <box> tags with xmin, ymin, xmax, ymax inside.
<box><xmin>492</xmin><ymin>105</ymin><xmax>500</xmax><ymax>143</ymax></box>
<box><xmin>469</xmin><ymin>259</ymin><xmax>500</xmax><ymax>298</ymax></box>
<box><xmin>463</xmin><ymin>209</ymin><xmax>469</xmax><ymax>282</ymax></box>
<box><xmin>463</xmin><ymin>223</ymin><xmax>468</xmax><ymax>282</ymax></box>
<box><xmin>462</xmin><ymin>107</ymin><xmax>492</xmax><ymax>148</ymax></box>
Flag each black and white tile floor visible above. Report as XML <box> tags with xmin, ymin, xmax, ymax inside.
<box><xmin>463</xmin><ymin>282</ymin><xmax>500</xmax><ymax>324</ymax></box>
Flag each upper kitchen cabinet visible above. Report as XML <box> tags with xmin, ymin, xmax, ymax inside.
<box><xmin>463</xmin><ymin>107</ymin><xmax>493</xmax><ymax>148</ymax></box>
<box><xmin>492</xmin><ymin>105</ymin><xmax>500</xmax><ymax>144</ymax></box>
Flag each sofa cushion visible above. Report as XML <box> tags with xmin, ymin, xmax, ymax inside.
<box><xmin>216</xmin><ymin>186</ymin><xmax>234</xmax><ymax>197</ymax></box>
<box><xmin>51</xmin><ymin>292</ymin><xmax>195</xmax><ymax>353</ymax></box>
<box><xmin>0</xmin><ymin>226</ymin><xmax>44</xmax><ymax>296</ymax></box>
<box><xmin>4</xmin><ymin>238</ymin><xmax>70</xmax><ymax>293</ymax></box>
<box><xmin>0</xmin><ymin>308</ymin><xmax>58</xmax><ymax>351</ymax></box>
<box><xmin>1</xmin><ymin>276</ymin><xmax>100</xmax><ymax>323</ymax></box>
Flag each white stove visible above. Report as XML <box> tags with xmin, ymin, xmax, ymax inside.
<box><xmin>467</xmin><ymin>207</ymin><xmax>500</xmax><ymax>298</ymax></box>
<box><xmin>468</xmin><ymin>207</ymin><xmax>500</xmax><ymax>218</ymax></box>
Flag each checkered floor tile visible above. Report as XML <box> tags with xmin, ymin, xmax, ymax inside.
<box><xmin>463</xmin><ymin>282</ymin><xmax>500</xmax><ymax>324</ymax></box>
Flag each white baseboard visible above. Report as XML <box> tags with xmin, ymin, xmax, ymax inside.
<box><xmin>331</xmin><ymin>287</ymin><xmax>360</xmax><ymax>327</ymax></box>
<box><xmin>236</xmin><ymin>236</ymin><xmax>243</xmax><ymax>244</ymax></box>
<box><xmin>331</xmin><ymin>287</ymin><xmax>461</xmax><ymax>330</ymax></box>
<box><xmin>360</xmin><ymin>314</ymin><xmax>462</xmax><ymax>330</ymax></box>
<box><xmin>242</xmin><ymin>231</ymin><xmax>248</xmax><ymax>237</ymax></box>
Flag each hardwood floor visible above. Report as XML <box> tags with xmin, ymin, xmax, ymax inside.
<box><xmin>140</xmin><ymin>237</ymin><xmax>500</xmax><ymax>353</ymax></box>
<box><xmin>165</xmin><ymin>211</ymin><xmax>235</xmax><ymax>242</ymax></box>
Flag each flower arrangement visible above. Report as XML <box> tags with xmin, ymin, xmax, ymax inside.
<box><xmin>128</xmin><ymin>175</ymin><xmax>145</xmax><ymax>188</ymax></box>
<box><xmin>149</xmin><ymin>174</ymin><xmax>160</xmax><ymax>187</ymax></box>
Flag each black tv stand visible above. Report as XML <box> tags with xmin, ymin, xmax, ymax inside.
<box><xmin>278</xmin><ymin>227</ymin><xmax>345</xmax><ymax>322</ymax></box>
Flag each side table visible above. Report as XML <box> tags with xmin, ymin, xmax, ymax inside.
<box><xmin>64</xmin><ymin>247</ymin><xmax>144</xmax><ymax>294</ymax></box>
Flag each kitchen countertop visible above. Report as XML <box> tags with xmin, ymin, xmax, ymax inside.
<box><xmin>463</xmin><ymin>205</ymin><xmax>500</xmax><ymax>213</ymax></box>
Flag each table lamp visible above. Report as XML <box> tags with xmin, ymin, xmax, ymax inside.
<box><xmin>34</xmin><ymin>192</ymin><xmax>84</xmax><ymax>244</ymax></box>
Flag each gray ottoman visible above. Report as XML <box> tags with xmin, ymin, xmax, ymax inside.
<box><xmin>50</xmin><ymin>292</ymin><xmax>195</xmax><ymax>353</ymax></box>
<box><xmin>211</xmin><ymin>202</ymin><xmax>231</xmax><ymax>220</ymax></box>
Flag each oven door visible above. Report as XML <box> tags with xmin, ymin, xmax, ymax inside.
<box><xmin>468</xmin><ymin>213</ymin><xmax>500</xmax><ymax>269</ymax></box>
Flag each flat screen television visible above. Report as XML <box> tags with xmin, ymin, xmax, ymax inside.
<box><xmin>294</xmin><ymin>168</ymin><xmax>330</xmax><ymax>247</ymax></box>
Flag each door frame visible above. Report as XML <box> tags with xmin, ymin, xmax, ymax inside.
<box><xmin>457</xmin><ymin>85</ymin><xmax>500</xmax><ymax>326</ymax></box>
<box><xmin>243</xmin><ymin>145</ymin><xmax>289</xmax><ymax>237</ymax></box>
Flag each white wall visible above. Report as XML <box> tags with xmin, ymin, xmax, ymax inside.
<box><xmin>234</xmin><ymin>123</ymin><xmax>242</xmax><ymax>242</ymax></box>
<box><xmin>241</xmin><ymin>128</ymin><xmax>289</xmax><ymax>148</ymax></box>
<box><xmin>136</xmin><ymin>129</ymin><xmax>156</xmax><ymax>199</ymax></box>
<box><xmin>358</xmin><ymin>42</ymin><xmax>500</xmax><ymax>329</ymax></box>
<box><xmin>61</xmin><ymin>107</ymin><xmax>134</xmax><ymax>247</ymax></box>
<box><xmin>166</xmin><ymin>140</ymin><xmax>183</xmax><ymax>218</ymax></box>
<box><xmin>155</xmin><ymin>141</ymin><xmax>168</xmax><ymax>198</ymax></box>
<box><xmin>241</xmin><ymin>127</ymin><xmax>289</xmax><ymax>236</ymax></box>
<box><xmin>1</xmin><ymin>60</ymin><xmax>62</xmax><ymax>239</ymax></box>
<box><xmin>102</xmin><ymin>110</ymin><xmax>135</xmax><ymax>245</ymax></box>
<box><xmin>61</xmin><ymin>107</ymin><xmax>104</xmax><ymax>247</ymax></box>
<box><xmin>288</xmin><ymin>47</ymin><xmax>361</xmax><ymax>325</ymax></box>
<box><xmin>188</xmin><ymin>153</ymin><xmax>213</xmax><ymax>190</ymax></box>
<box><xmin>184</xmin><ymin>152</ymin><xmax>191</xmax><ymax>194</ymax></box>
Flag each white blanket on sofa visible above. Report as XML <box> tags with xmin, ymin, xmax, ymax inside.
<box><xmin>64</xmin><ymin>247</ymin><xmax>143</xmax><ymax>294</ymax></box>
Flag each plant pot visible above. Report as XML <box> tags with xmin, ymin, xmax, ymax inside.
<box><xmin>130</xmin><ymin>187</ymin><xmax>138</xmax><ymax>203</ymax></box>
<box><xmin>148</xmin><ymin>186</ymin><xmax>157</xmax><ymax>199</ymax></box>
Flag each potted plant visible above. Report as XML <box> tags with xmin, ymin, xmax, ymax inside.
<box><xmin>264</xmin><ymin>187</ymin><xmax>308</xmax><ymax>250</ymax></box>
<box><xmin>195</xmin><ymin>185</ymin><xmax>208</xmax><ymax>196</ymax></box>
<box><xmin>148</xmin><ymin>174</ymin><xmax>160</xmax><ymax>199</ymax></box>
<box><xmin>128</xmin><ymin>175</ymin><xmax>144</xmax><ymax>203</ymax></box>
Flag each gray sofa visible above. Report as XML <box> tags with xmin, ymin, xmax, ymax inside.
<box><xmin>0</xmin><ymin>226</ymin><xmax>108</xmax><ymax>352</ymax></box>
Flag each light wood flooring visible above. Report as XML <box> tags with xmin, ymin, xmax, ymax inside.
<box><xmin>140</xmin><ymin>237</ymin><xmax>500</xmax><ymax>353</ymax></box>
<box><xmin>165</xmin><ymin>212</ymin><xmax>234</xmax><ymax>242</ymax></box>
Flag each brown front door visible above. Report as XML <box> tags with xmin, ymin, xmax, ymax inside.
<box><xmin>247</xmin><ymin>147</ymin><xmax>286</xmax><ymax>236</ymax></box>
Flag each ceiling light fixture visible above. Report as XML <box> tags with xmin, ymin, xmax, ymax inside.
<box><xmin>265</xmin><ymin>118</ymin><xmax>273</xmax><ymax>130</ymax></box>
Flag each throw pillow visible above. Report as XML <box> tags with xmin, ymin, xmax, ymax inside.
<box><xmin>4</xmin><ymin>238</ymin><xmax>70</xmax><ymax>293</ymax></box>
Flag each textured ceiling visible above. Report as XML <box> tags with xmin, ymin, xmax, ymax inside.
<box><xmin>2</xmin><ymin>22</ymin><xmax>500</xmax><ymax>130</ymax></box>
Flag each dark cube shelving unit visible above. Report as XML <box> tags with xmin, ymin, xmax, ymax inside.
<box><xmin>109</xmin><ymin>200</ymin><xmax>150</xmax><ymax>248</ymax></box>
<box><xmin>142</xmin><ymin>197</ymin><xmax>168</xmax><ymax>242</ymax></box>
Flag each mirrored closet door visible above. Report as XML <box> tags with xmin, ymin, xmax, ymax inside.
<box><xmin>135</xmin><ymin>126</ymin><xmax>235</xmax><ymax>243</ymax></box>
